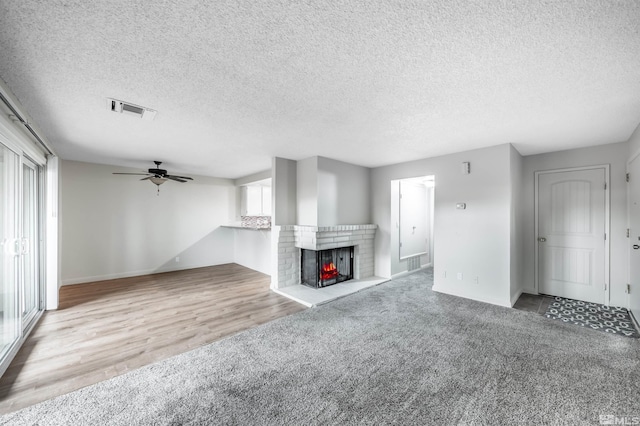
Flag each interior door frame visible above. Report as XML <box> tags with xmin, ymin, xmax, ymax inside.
<box><xmin>534</xmin><ymin>164</ymin><xmax>611</xmax><ymax>305</ymax></box>
<box><xmin>627</xmin><ymin>150</ymin><xmax>640</xmax><ymax>321</ymax></box>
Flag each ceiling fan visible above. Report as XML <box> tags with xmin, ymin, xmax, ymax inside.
<box><xmin>113</xmin><ymin>161</ymin><xmax>194</xmax><ymax>194</ymax></box>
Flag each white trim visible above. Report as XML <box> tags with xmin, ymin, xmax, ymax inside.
<box><xmin>390</xmin><ymin>263</ymin><xmax>431</xmax><ymax>280</ymax></box>
<box><xmin>605</xmin><ymin>165</ymin><xmax>611</xmax><ymax>306</ymax></box>
<box><xmin>432</xmin><ymin>285</ymin><xmax>512</xmax><ymax>308</ymax></box>
<box><xmin>0</xmin><ymin>110</ymin><xmax>47</xmax><ymax>165</ymax></box>
<box><xmin>626</xmin><ymin>154</ymin><xmax>639</xmax><ymax>312</ymax></box>
<box><xmin>400</xmin><ymin>251</ymin><xmax>427</xmax><ymax>261</ymax></box>
<box><xmin>534</xmin><ymin>173</ymin><xmax>539</xmax><ymax>294</ymax></box>
<box><xmin>60</xmin><ymin>262</ymin><xmax>233</xmax><ymax>286</ymax></box>
<box><xmin>534</xmin><ymin>164</ymin><xmax>611</xmax><ymax>305</ymax></box>
<box><xmin>0</xmin><ymin>116</ymin><xmax>49</xmax><ymax>376</ymax></box>
<box><xmin>628</xmin><ymin>148</ymin><xmax>640</xmax><ymax>166</ymax></box>
<box><xmin>0</xmin><ymin>78</ymin><xmax>56</xmax><ymax>157</ymax></box>
<box><xmin>45</xmin><ymin>156</ymin><xmax>59</xmax><ymax>309</ymax></box>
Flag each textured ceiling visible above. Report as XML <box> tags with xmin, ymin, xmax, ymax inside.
<box><xmin>1</xmin><ymin>1</ymin><xmax>639</xmax><ymax>178</ymax></box>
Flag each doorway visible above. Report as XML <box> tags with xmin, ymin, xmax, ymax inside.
<box><xmin>390</xmin><ymin>176</ymin><xmax>435</xmax><ymax>277</ymax></box>
<box><xmin>628</xmin><ymin>155</ymin><xmax>640</xmax><ymax>320</ymax></box>
<box><xmin>0</xmin><ymin>140</ymin><xmax>45</xmax><ymax>377</ymax></box>
<box><xmin>535</xmin><ymin>166</ymin><xmax>609</xmax><ymax>304</ymax></box>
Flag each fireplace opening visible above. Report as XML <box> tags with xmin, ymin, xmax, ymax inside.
<box><xmin>301</xmin><ymin>246</ymin><xmax>354</xmax><ymax>289</ymax></box>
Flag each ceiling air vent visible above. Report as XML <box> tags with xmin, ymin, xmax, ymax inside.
<box><xmin>106</xmin><ymin>98</ymin><xmax>157</xmax><ymax>121</ymax></box>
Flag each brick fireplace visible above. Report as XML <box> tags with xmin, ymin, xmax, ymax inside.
<box><xmin>271</xmin><ymin>224</ymin><xmax>377</xmax><ymax>290</ymax></box>
<box><xmin>301</xmin><ymin>246</ymin><xmax>354</xmax><ymax>288</ymax></box>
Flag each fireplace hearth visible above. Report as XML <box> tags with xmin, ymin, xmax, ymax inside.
<box><xmin>301</xmin><ymin>246</ymin><xmax>354</xmax><ymax>289</ymax></box>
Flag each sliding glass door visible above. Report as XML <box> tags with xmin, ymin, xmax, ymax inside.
<box><xmin>0</xmin><ymin>143</ymin><xmax>20</xmax><ymax>362</ymax></box>
<box><xmin>21</xmin><ymin>158</ymin><xmax>40</xmax><ymax>330</ymax></box>
<box><xmin>0</xmin><ymin>141</ymin><xmax>43</xmax><ymax>375</ymax></box>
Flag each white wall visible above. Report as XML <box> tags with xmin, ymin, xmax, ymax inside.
<box><xmin>628</xmin><ymin>122</ymin><xmax>640</xmax><ymax>318</ymax></box>
<box><xmin>372</xmin><ymin>144</ymin><xmax>514</xmax><ymax>306</ymax></box>
<box><xmin>234</xmin><ymin>169</ymin><xmax>271</xmax><ymax>187</ymax></box>
<box><xmin>270</xmin><ymin>157</ymin><xmax>297</xmax><ymax>288</ymax></box>
<box><xmin>520</xmin><ymin>142</ymin><xmax>629</xmax><ymax>307</ymax></box>
<box><xmin>296</xmin><ymin>156</ymin><xmax>371</xmax><ymax>227</ymax></box>
<box><xmin>46</xmin><ymin>155</ymin><xmax>60</xmax><ymax>309</ymax></box>
<box><xmin>390</xmin><ymin>179</ymin><xmax>432</xmax><ymax>277</ymax></box>
<box><xmin>233</xmin><ymin>229</ymin><xmax>271</xmax><ymax>275</ymax></box>
<box><xmin>296</xmin><ymin>157</ymin><xmax>318</xmax><ymax>226</ymax></box>
<box><xmin>234</xmin><ymin>169</ymin><xmax>271</xmax><ymax>221</ymax></box>
<box><xmin>231</xmin><ymin>171</ymin><xmax>272</xmax><ymax>275</ymax></box>
<box><xmin>510</xmin><ymin>145</ymin><xmax>524</xmax><ymax>305</ymax></box>
<box><xmin>628</xmin><ymin>122</ymin><xmax>640</xmax><ymax>157</ymax></box>
<box><xmin>317</xmin><ymin>156</ymin><xmax>370</xmax><ymax>226</ymax></box>
<box><xmin>60</xmin><ymin>160</ymin><xmax>236</xmax><ymax>285</ymax></box>
<box><xmin>272</xmin><ymin>157</ymin><xmax>297</xmax><ymax>226</ymax></box>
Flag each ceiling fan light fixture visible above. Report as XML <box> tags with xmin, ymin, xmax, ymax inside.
<box><xmin>112</xmin><ymin>161</ymin><xmax>193</xmax><ymax>195</ymax></box>
<box><xmin>149</xmin><ymin>177</ymin><xmax>167</xmax><ymax>186</ymax></box>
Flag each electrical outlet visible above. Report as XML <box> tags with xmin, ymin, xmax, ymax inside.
<box><xmin>457</xmin><ymin>272</ymin><xmax>463</xmax><ymax>280</ymax></box>
<box><xmin>474</xmin><ymin>276</ymin><xmax>479</xmax><ymax>284</ymax></box>
<box><xmin>175</xmin><ymin>257</ymin><xmax>180</xmax><ymax>263</ymax></box>
<box><xmin>443</xmin><ymin>271</ymin><xmax>447</xmax><ymax>278</ymax></box>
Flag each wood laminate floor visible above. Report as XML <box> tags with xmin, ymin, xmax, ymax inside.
<box><xmin>0</xmin><ymin>263</ymin><xmax>306</xmax><ymax>414</ymax></box>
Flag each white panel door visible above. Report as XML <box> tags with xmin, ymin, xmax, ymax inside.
<box><xmin>538</xmin><ymin>168</ymin><xmax>606</xmax><ymax>304</ymax></box>
<box><xmin>628</xmin><ymin>158</ymin><xmax>640</xmax><ymax>319</ymax></box>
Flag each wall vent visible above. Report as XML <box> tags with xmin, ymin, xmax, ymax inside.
<box><xmin>407</xmin><ymin>255</ymin><xmax>421</xmax><ymax>271</ymax></box>
<box><xmin>106</xmin><ymin>98</ymin><xmax>157</xmax><ymax>121</ymax></box>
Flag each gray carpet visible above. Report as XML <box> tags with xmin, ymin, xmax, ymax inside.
<box><xmin>2</xmin><ymin>268</ymin><xmax>639</xmax><ymax>425</ymax></box>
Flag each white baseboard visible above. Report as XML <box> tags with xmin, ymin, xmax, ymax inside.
<box><xmin>61</xmin><ymin>262</ymin><xmax>233</xmax><ymax>286</ymax></box>
<box><xmin>432</xmin><ymin>284</ymin><xmax>512</xmax><ymax>308</ymax></box>
<box><xmin>391</xmin><ymin>263</ymin><xmax>432</xmax><ymax>280</ymax></box>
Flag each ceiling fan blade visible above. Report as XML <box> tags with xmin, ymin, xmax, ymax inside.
<box><xmin>167</xmin><ymin>176</ymin><xmax>188</xmax><ymax>183</ymax></box>
<box><xmin>166</xmin><ymin>175</ymin><xmax>193</xmax><ymax>180</ymax></box>
<box><xmin>113</xmin><ymin>172</ymin><xmax>152</xmax><ymax>176</ymax></box>
<box><xmin>140</xmin><ymin>176</ymin><xmax>153</xmax><ymax>181</ymax></box>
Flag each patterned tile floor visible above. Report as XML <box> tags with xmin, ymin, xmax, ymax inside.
<box><xmin>513</xmin><ymin>293</ymin><xmax>640</xmax><ymax>338</ymax></box>
<box><xmin>543</xmin><ymin>296</ymin><xmax>639</xmax><ymax>338</ymax></box>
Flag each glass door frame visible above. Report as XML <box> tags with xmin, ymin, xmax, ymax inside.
<box><xmin>20</xmin><ymin>156</ymin><xmax>43</xmax><ymax>332</ymax></box>
<box><xmin>0</xmin><ymin>134</ymin><xmax>46</xmax><ymax>377</ymax></box>
<box><xmin>0</xmin><ymin>142</ymin><xmax>21</xmax><ymax>367</ymax></box>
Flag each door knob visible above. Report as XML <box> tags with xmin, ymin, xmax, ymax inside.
<box><xmin>633</xmin><ymin>245</ymin><xmax>640</xmax><ymax>250</ymax></box>
<box><xmin>538</xmin><ymin>237</ymin><xmax>546</xmax><ymax>242</ymax></box>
